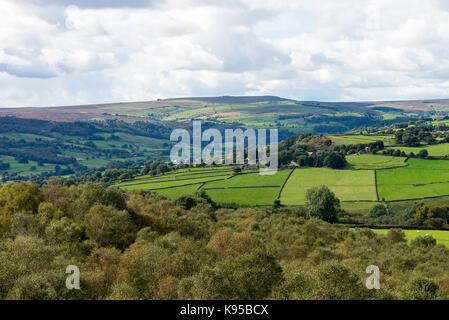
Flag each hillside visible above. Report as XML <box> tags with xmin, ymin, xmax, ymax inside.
<box><xmin>0</xmin><ymin>117</ymin><xmax>174</xmax><ymax>182</ymax></box>
<box><xmin>1</xmin><ymin>96</ymin><xmax>447</xmax><ymax>135</ymax></box>
<box><xmin>2</xmin><ymin>100</ymin><xmax>449</xmax><ymax>302</ymax></box>
<box><xmin>1</xmin><ymin>95</ymin><xmax>449</xmax><ymax>182</ymax></box>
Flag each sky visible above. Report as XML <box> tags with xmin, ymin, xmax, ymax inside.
<box><xmin>1</xmin><ymin>0</ymin><xmax>449</xmax><ymax>107</ymax></box>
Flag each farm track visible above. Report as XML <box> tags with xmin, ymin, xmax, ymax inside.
<box><xmin>197</xmin><ymin>182</ymin><xmax>206</xmax><ymax>190</ymax></box>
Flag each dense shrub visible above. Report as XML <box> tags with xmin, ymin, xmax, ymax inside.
<box><xmin>0</xmin><ymin>181</ymin><xmax>447</xmax><ymax>300</ymax></box>
<box><xmin>305</xmin><ymin>186</ymin><xmax>340</xmax><ymax>223</ymax></box>
<box><xmin>369</xmin><ymin>204</ymin><xmax>388</xmax><ymax>218</ymax></box>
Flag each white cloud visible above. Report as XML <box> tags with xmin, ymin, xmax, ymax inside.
<box><xmin>0</xmin><ymin>0</ymin><xmax>449</xmax><ymax>107</ymax></box>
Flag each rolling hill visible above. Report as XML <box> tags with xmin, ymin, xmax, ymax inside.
<box><xmin>0</xmin><ymin>95</ymin><xmax>448</xmax><ymax>183</ymax></box>
<box><xmin>1</xmin><ymin>96</ymin><xmax>447</xmax><ymax>135</ymax></box>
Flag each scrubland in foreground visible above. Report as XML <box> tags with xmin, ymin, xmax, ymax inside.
<box><xmin>0</xmin><ymin>180</ymin><xmax>448</xmax><ymax>300</ymax></box>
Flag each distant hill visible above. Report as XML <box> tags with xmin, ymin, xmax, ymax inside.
<box><xmin>0</xmin><ymin>96</ymin><xmax>448</xmax><ymax>135</ymax></box>
<box><xmin>164</xmin><ymin>95</ymin><xmax>293</xmax><ymax>104</ymax></box>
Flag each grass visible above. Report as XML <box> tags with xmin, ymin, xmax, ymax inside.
<box><xmin>201</xmin><ymin>169</ymin><xmax>291</xmax><ymax>188</ymax></box>
<box><xmin>372</xmin><ymin>229</ymin><xmax>449</xmax><ymax>247</ymax></box>
<box><xmin>118</xmin><ymin>170</ymin><xmax>233</xmax><ymax>187</ymax></box>
<box><xmin>117</xmin><ymin>168</ymin><xmax>287</xmax><ymax>206</ymax></box>
<box><xmin>387</xmin><ymin>143</ymin><xmax>449</xmax><ymax>157</ymax></box>
<box><xmin>341</xmin><ymin>201</ymin><xmax>378</xmax><ymax>215</ymax></box>
<box><xmin>379</xmin><ymin>183</ymin><xmax>449</xmax><ymax>201</ymax></box>
<box><xmin>280</xmin><ymin>168</ymin><xmax>376</xmax><ymax>205</ymax></box>
<box><xmin>0</xmin><ymin>156</ymin><xmax>60</xmax><ymax>177</ymax></box>
<box><xmin>330</xmin><ymin>135</ymin><xmax>395</xmax><ymax>146</ymax></box>
<box><xmin>113</xmin><ymin>155</ymin><xmax>449</xmax><ymax>211</ymax></box>
<box><xmin>131</xmin><ymin>168</ymin><xmax>232</xmax><ymax>181</ymax></box>
<box><xmin>382</xmin><ymin>113</ymin><xmax>403</xmax><ymax>120</ymax></box>
<box><xmin>377</xmin><ymin>158</ymin><xmax>449</xmax><ymax>201</ymax></box>
<box><xmin>0</xmin><ymin>133</ymin><xmax>54</xmax><ymax>141</ymax></box>
<box><xmin>1</xmin><ymin>130</ymin><xmax>171</xmax><ymax>178</ymax></box>
<box><xmin>116</xmin><ymin>167</ymin><xmax>241</xmax><ymax>192</ymax></box>
<box><xmin>196</xmin><ymin>170</ymin><xmax>292</xmax><ymax>205</ymax></box>
<box><xmin>204</xmin><ymin>188</ymin><xmax>280</xmax><ymax>206</ymax></box>
<box><xmin>119</xmin><ymin>174</ymin><xmax>231</xmax><ymax>191</ymax></box>
<box><xmin>155</xmin><ymin>184</ymin><xmax>202</xmax><ymax>199</ymax></box>
<box><xmin>346</xmin><ymin>154</ymin><xmax>407</xmax><ymax>169</ymax></box>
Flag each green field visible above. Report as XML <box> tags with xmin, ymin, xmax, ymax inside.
<box><xmin>155</xmin><ymin>184</ymin><xmax>203</xmax><ymax>199</ymax></box>
<box><xmin>387</xmin><ymin>143</ymin><xmax>449</xmax><ymax>157</ymax></box>
<box><xmin>330</xmin><ymin>135</ymin><xmax>395</xmax><ymax>146</ymax></box>
<box><xmin>130</xmin><ymin>168</ymin><xmax>233</xmax><ymax>182</ymax></box>
<box><xmin>0</xmin><ymin>126</ymin><xmax>171</xmax><ymax>181</ymax></box>
<box><xmin>372</xmin><ymin>229</ymin><xmax>449</xmax><ymax>247</ymax></box>
<box><xmin>117</xmin><ymin>168</ymin><xmax>290</xmax><ymax>205</ymax></box>
<box><xmin>341</xmin><ymin>201</ymin><xmax>380</xmax><ymax>215</ymax></box>
<box><xmin>0</xmin><ymin>155</ymin><xmax>64</xmax><ymax>179</ymax></box>
<box><xmin>280</xmin><ymin>168</ymin><xmax>376</xmax><ymax>205</ymax></box>
<box><xmin>346</xmin><ymin>154</ymin><xmax>407</xmax><ymax>169</ymax></box>
<box><xmin>120</xmin><ymin>170</ymin><xmax>232</xmax><ymax>186</ymax></box>
<box><xmin>198</xmin><ymin>170</ymin><xmax>292</xmax><ymax>205</ymax></box>
<box><xmin>204</xmin><ymin>187</ymin><xmax>280</xmax><ymax>206</ymax></box>
<box><xmin>119</xmin><ymin>173</ymin><xmax>233</xmax><ymax>191</ymax></box>
<box><xmin>377</xmin><ymin>158</ymin><xmax>449</xmax><ymax>201</ymax></box>
<box><xmin>202</xmin><ymin>170</ymin><xmax>291</xmax><ymax>188</ymax></box>
<box><xmin>114</xmin><ymin>155</ymin><xmax>449</xmax><ymax>210</ymax></box>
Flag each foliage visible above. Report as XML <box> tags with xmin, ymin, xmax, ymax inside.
<box><xmin>411</xmin><ymin>204</ymin><xmax>449</xmax><ymax>227</ymax></box>
<box><xmin>174</xmin><ymin>190</ymin><xmax>216</xmax><ymax>210</ymax></box>
<box><xmin>324</xmin><ymin>153</ymin><xmax>345</xmax><ymax>169</ymax></box>
<box><xmin>0</xmin><ymin>181</ymin><xmax>448</xmax><ymax>300</ymax></box>
<box><xmin>305</xmin><ymin>186</ymin><xmax>340</xmax><ymax>223</ymax></box>
<box><xmin>84</xmin><ymin>205</ymin><xmax>137</xmax><ymax>250</ymax></box>
<box><xmin>401</xmin><ymin>277</ymin><xmax>440</xmax><ymax>300</ymax></box>
<box><xmin>369</xmin><ymin>204</ymin><xmax>388</xmax><ymax>218</ymax></box>
<box><xmin>410</xmin><ymin>235</ymin><xmax>437</xmax><ymax>248</ymax></box>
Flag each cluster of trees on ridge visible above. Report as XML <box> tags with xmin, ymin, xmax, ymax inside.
<box><xmin>0</xmin><ymin>180</ymin><xmax>448</xmax><ymax>300</ymax></box>
<box><xmin>394</xmin><ymin>126</ymin><xmax>437</xmax><ymax>147</ymax></box>
<box><xmin>278</xmin><ymin>134</ymin><xmax>387</xmax><ymax>169</ymax></box>
<box><xmin>279</xmin><ymin>134</ymin><xmax>345</xmax><ymax>168</ymax></box>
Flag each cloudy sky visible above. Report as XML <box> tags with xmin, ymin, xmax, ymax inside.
<box><xmin>1</xmin><ymin>0</ymin><xmax>449</xmax><ymax>107</ymax></box>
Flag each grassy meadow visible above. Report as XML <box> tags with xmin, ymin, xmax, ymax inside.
<box><xmin>387</xmin><ymin>143</ymin><xmax>449</xmax><ymax>157</ymax></box>
<box><xmin>377</xmin><ymin>159</ymin><xmax>449</xmax><ymax>201</ymax></box>
<box><xmin>115</xmin><ymin>152</ymin><xmax>449</xmax><ymax>213</ymax></box>
<box><xmin>372</xmin><ymin>229</ymin><xmax>449</xmax><ymax>247</ymax></box>
<box><xmin>119</xmin><ymin>173</ymin><xmax>233</xmax><ymax>191</ymax></box>
<box><xmin>346</xmin><ymin>154</ymin><xmax>407</xmax><ymax>169</ymax></box>
<box><xmin>330</xmin><ymin>135</ymin><xmax>395</xmax><ymax>146</ymax></box>
<box><xmin>204</xmin><ymin>187</ymin><xmax>281</xmax><ymax>206</ymax></box>
<box><xmin>280</xmin><ymin>167</ymin><xmax>376</xmax><ymax>205</ymax></box>
<box><xmin>202</xmin><ymin>170</ymin><xmax>290</xmax><ymax>188</ymax></box>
